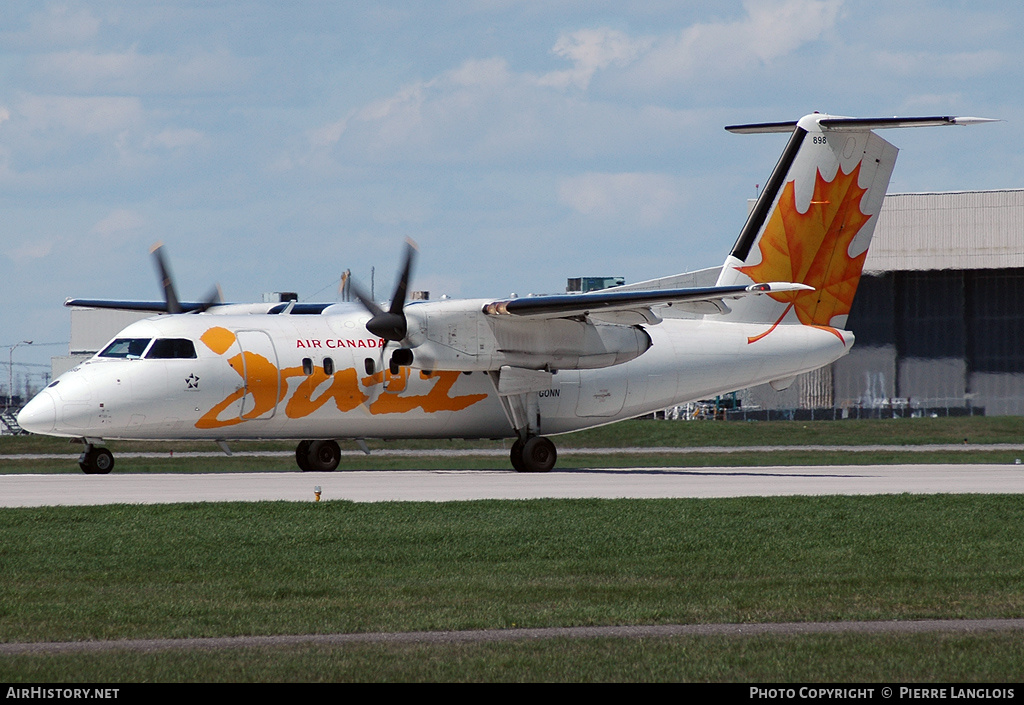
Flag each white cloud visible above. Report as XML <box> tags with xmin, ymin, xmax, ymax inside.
<box><xmin>91</xmin><ymin>209</ymin><xmax>146</xmax><ymax>243</ymax></box>
<box><xmin>303</xmin><ymin>1</ymin><xmax>842</xmax><ymax>167</ymax></box>
<box><xmin>541</xmin><ymin>28</ymin><xmax>653</xmax><ymax>90</ymax></box>
<box><xmin>25</xmin><ymin>5</ymin><xmax>101</xmax><ymax>46</ymax></box>
<box><xmin>558</xmin><ymin>172</ymin><xmax>687</xmax><ymax>227</ymax></box>
<box><xmin>357</xmin><ymin>82</ymin><xmax>428</xmax><ymax>147</ymax></box>
<box><xmin>147</xmin><ymin>128</ymin><xmax>206</xmax><ymax>151</ymax></box>
<box><xmin>621</xmin><ymin>0</ymin><xmax>843</xmax><ymax>89</ymax></box>
<box><xmin>895</xmin><ymin>92</ymin><xmax>965</xmax><ymax>113</ymax></box>
<box><xmin>28</xmin><ymin>47</ymin><xmax>254</xmax><ymax>95</ymax></box>
<box><xmin>308</xmin><ymin>115</ymin><xmax>351</xmax><ymax>149</ymax></box>
<box><xmin>7</xmin><ymin>240</ymin><xmax>54</xmax><ymax>263</ymax></box>
<box><xmin>737</xmin><ymin>0</ymin><xmax>842</xmax><ymax>63</ymax></box>
<box><xmin>305</xmin><ymin>54</ymin><xmax>703</xmax><ymax>168</ymax></box>
<box><xmin>17</xmin><ymin>95</ymin><xmax>144</xmax><ymax>136</ymax></box>
<box><xmin>31</xmin><ymin>49</ymin><xmax>159</xmax><ymax>92</ymax></box>
<box><xmin>872</xmin><ymin>49</ymin><xmax>1005</xmax><ymax>79</ymax></box>
<box><xmin>310</xmin><ymin>58</ymin><xmax>524</xmax><ymax>161</ymax></box>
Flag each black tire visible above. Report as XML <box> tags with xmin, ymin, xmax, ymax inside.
<box><xmin>79</xmin><ymin>447</ymin><xmax>115</xmax><ymax>475</ymax></box>
<box><xmin>305</xmin><ymin>440</ymin><xmax>341</xmax><ymax>472</ymax></box>
<box><xmin>295</xmin><ymin>440</ymin><xmax>313</xmax><ymax>471</ymax></box>
<box><xmin>510</xmin><ymin>438</ymin><xmax>526</xmax><ymax>472</ymax></box>
<box><xmin>520</xmin><ymin>437</ymin><xmax>556</xmax><ymax>473</ymax></box>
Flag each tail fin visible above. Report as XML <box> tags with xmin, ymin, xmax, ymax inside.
<box><xmin>715</xmin><ymin>113</ymin><xmax>994</xmax><ymax>335</ymax></box>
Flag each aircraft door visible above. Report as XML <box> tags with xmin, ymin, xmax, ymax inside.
<box><xmin>235</xmin><ymin>330</ymin><xmax>281</xmax><ymax>420</ymax></box>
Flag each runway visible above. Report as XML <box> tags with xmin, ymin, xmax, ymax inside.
<box><xmin>3</xmin><ymin>463</ymin><xmax>1024</xmax><ymax>507</ymax></box>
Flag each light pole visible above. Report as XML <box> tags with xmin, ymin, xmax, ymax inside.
<box><xmin>7</xmin><ymin>340</ymin><xmax>32</xmax><ymax>408</ymax></box>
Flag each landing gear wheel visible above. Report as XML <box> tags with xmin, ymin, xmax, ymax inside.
<box><xmin>522</xmin><ymin>437</ymin><xmax>556</xmax><ymax>472</ymax></box>
<box><xmin>302</xmin><ymin>440</ymin><xmax>341</xmax><ymax>472</ymax></box>
<box><xmin>510</xmin><ymin>438</ymin><xmax>526</xmax><ymax>472</ymax></box>
<box><xmin>295</xmin><ymin>440</ymin><xmax>313</xmax><ymax>471</ymax></box>
<box><xmin>511</xmin><ymin>436</ymin><xmax>557</xmax><ymax>473</ymax></box>
<box><xmin>79</xmin><ymin>447</ymin><xmax>114</xmax><ymax>475</ymax></box>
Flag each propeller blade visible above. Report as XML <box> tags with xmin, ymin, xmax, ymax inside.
<box><xmin>350</xmin><ymin>278</ymin><xmax>385</xmax><ymax>319</ymax></box>
<box><xmin>149</xmin><ymin>243</ymin><xmax>222</xmax><ymax>314</ymax></box>
<box><xmin>191</xmin><ymin>284</ymin><xmax>224</xmax><ymax>314</ymax></box>
<box><xmin>150</xmin><ymin>242</ymin><xmax>182</xmax><ymax>314</ymax></box>
<box><xmin>388</xmin><ymin>238</ymin><xmax>417</xmax><ymax>316</ymax></box>
<box><xmin>353</xmin><ymin>239</ymin><xmax>418</xmax><ymax>342</ymax></box>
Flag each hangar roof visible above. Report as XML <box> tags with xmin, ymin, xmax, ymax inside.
<box><xmin>864</xmin><ymin>189</ymin><xmax>1024</xmax><ymax>273</ymax></box>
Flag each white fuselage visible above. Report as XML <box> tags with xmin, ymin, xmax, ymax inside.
<box><xmin>19</xmin><ymin>302</ymin><xmax>852</xmax><ymax>442</ymax></box>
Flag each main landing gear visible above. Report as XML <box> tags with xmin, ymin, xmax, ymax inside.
<box><xmin>79</xmin><ymin>445</ymin><xmax>114</xmax><ymax>474</ymax></box>
<box><xmin>510</xmin><ymin>436</ymin><xmax>557</xmax><ymax>473</ymax></box>
<box><xmin>295</xmin><ymin>439</ymin><xmax>341</xmax><ymax>472</ymax></box>
<box><xmin>291</xmin><ymin>436</ymin><xmax>557</xmax><ymax>473</ymax></box>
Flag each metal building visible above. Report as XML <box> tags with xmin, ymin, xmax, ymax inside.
<box><xmin>738</xmin><ymin>189</ymin><xmax>1024</xmax><ymax>417</ymax></box>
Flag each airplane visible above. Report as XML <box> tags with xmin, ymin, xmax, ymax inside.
<box><xmin>17</xmin><ymin>112</ymin><xmax>994</xmax><ymax>474</ymax></box>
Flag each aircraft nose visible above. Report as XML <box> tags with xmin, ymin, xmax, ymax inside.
<box><xmin>17</xmin><ymin>390</ymin><xmax>56</xmax><ymax>434</ymax></box>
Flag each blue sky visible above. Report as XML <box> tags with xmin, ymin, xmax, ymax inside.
<box><xmin>1</xmin><ymin>0</ymin><xmax>1020</xmax><ymax>388</ymax></box>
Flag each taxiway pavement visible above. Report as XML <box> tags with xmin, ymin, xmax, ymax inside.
<box><xmin>3</xmin><ymin>463</ymin><xmax>1024</xmax><ymax>507</ymax></box>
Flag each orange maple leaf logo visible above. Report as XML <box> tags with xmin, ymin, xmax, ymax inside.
<box><xmin>738</xmin><ymin>162</ymin><xmax>871</xmax><ymax>343</ymax></box>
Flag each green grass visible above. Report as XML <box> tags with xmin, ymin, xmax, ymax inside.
<box><xmin>6</xmin><ymin>493</ymin><xmax>1024</xmax><ymax>643</ymax></box>
<box><xmin>561</xmin><ymin>415</ymin><xmax>1024</xmax><ymax>448</ymax></box>
<box><xmin>7</xmin><ymin>495</ymin><xmax>1024</xmax><ymax>640</ymax></box>
<box><xmin>2</xmin><ymin>495</ymin><xmax>1024</xmax><ymax>682</ymax></box>
<box><xmin>5</xmin><ymin>416</ymin><xmax>1024</xmax><ymax>455</ymax></box>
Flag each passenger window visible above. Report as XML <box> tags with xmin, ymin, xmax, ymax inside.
<box><xmin>323</xmin><ymin>357</ymin><xmax>334</xmax><ymax>375</ymax></box>
<box><xmin>145</xmin><ymin>339</ymin><xmax>198</xmax><ymax>359</ymax></box>
<box><xmin>302</xmin><ymin>358</ymin><xmax>313</xmax><ymax>375</ymax></box>
<box><xmin>364</xmin><ymin>357</ymin><xmax>375</xmax><ymax>375</ymax></box>
<box><xmin>99</xmin><ymin>338</ymin><xmax>152</xmax><ymax>358</ymax></box>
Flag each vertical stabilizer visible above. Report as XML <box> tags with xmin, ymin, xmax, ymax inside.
<box><xmin>714</xmin><ymin>113</ymin><xmax>900</xmax><ymax>335</ymax></box>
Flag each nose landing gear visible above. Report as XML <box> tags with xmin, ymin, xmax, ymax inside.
<box><xmin>79</xmin><ymin>445</ymin><xmax>115</xmax><ymax>474</ymax></box>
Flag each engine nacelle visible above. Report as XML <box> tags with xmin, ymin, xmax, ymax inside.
<box><xmin>403</xmin><ymin>299</ymin><xmax>653</xmax><ymax>372</ymax></box>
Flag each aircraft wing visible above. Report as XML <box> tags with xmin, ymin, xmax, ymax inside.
<box><xmin>65</xmin><ymin>298</ymin><xmax>204</xmax><ymax>313</ymax></box>
<box><xmin>481</xmin><ymin>282</ymin><xmax>811</xmax><ymax>321</ymax></box>
<box><xmin>64</xmin><ymin>298</ymin><xmax>336</xmax><ymax>315</ymax></box>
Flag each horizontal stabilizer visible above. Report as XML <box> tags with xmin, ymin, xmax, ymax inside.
<box><xmin>726</xmin><ymin>115</ymin><xmax>998</xmax><ymax>134</ymax></box>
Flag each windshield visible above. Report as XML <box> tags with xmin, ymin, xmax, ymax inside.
<box><xmin>98</xmin><ymin>338</ymin><xmax>152</xmax><ymax>359</ymax></box>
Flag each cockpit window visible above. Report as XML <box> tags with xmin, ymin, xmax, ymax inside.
<box><xmin>99</xmin><ymin>338</ymin><xmax>152</xmax><ymax>359</ymax></box>
<box><xmin>145</xmin><ymin>338</ymin><xmax>198</xmax><ymax>359</ymax></box>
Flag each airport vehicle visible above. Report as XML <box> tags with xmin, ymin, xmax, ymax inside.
<box><xmin>17</xmin><ymin>112</ymin><xmax>992</xmax><ymax>473</ymax></box>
